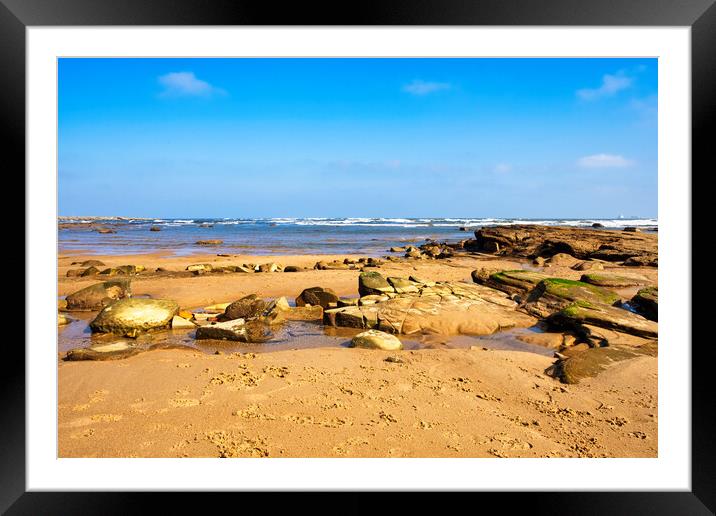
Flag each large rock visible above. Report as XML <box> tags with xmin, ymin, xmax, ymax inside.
<box><xmin>523</xmin><ymin>278</ymin><xmax>621</xmax><ymax>317</ymax></box>
<box><xmin>473</xmin><ymin>269</ymin><xmax>549</xmax><ymax>295</ymax></box>
<box><xmin>580</xmin><ymin>272</ymin><xmax>649</xmax><ymax>287</ymax></box>
<box><xmin>195</xmin><ymin>319</ymin><xmax>272</xmax><ymax>343</ymax></box>
<box><xmin>224</xmin><ymin>294</ymin><xmax>268</xmax><ymax>320</ymax></box>
<box><xmin>548</xmin><ymin>301</ymin><xmax>658</xmax><ymax>339</ymax></box>
<box><xmin>350</xmin><ymin>330</ymin><xmax>403</xmax><ymax>350</ymax></box>
<box><xmin>358</xmin><ymin>271</ymin><xmax>395</xmax><ymax>296</ymax></box>
<box><xmin>65</xmin><ymin>280</ymin><xmax>132</xmax><ymax>311</ymax></box>
<box><xmin>629</xmin><ymin>287</ymin><xmax>658</xmax><ymax>321</ymax></box>
<box><xmin>473</xmin><ymin>225</ymin><xmax>657</xmax><ymax>265</ymax></box>
<box><xmin>89</xmin><ymin>298</ymin><xmax>179</xmax><ymax>337</ymax></box>
<box><xmin>325</xmin><ymin>279</ymin><xmax>535</xmax><ymax>336</ymax></box>
<box><xmin>64</xmin><ymin>342</ymin><xmax>141</xmax><ymax>361</ymax></box>
<box><xmin>546</xmin><ymin>342</ymin><xmax>657</xmax><ymax>384</ymax></box>
<box><xmin>295</xmin><ymin>287</ymin><xmax>339</xmax><ymax>309</ymax></box>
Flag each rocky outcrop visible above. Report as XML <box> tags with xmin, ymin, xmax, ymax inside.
<box><xmin>65</xmin><ymin>280</ymin><xmax>132</xmax><ymax>311</ymax></box>
<box><xmin>89</xmin><ymin>298</ymin><xmax>179</xmax><ymax>337</ymax></box>
<box><xmin>523</xmin><ymin>278</ymin><xmax>621</xmax><ymax>318</ymax></box>
<box><xmin>326</xmin><ymin>275</ymin><xmax>535</xmax><ymax>336</ymax></box>
<box><xmin>547</xmin><ymin>301</ymin><xmax>658</xmax><ymax>339</ymax></box>
<box><xmin>473</xmin><ymin>269</ymin><xmax>550</xmax><ymax>296</ymax></box>
<box><xmin>472</xmin><ymin>225</ymin><xmax>657</xmax><ymax>265</ymax></box>
<box><xmin>579</xmin><ymin>272</ymin><xmax>650</xmax><ymax>287</ymax></box>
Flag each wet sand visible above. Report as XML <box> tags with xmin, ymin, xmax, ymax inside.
<box><xmin>57</xmin><ymin>251</ymin><xmax>658</xmax><ymax>458</ymax></box>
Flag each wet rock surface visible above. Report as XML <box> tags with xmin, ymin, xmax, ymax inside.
<box><xmin>89</xmin><ymin>298</ymin><xmax>179</xmax><ymax>338</ymax></box>
<box><xmin>65</xmin><ymin>280</ymin><xmax>132</xmax><ymax>311</ymax></box>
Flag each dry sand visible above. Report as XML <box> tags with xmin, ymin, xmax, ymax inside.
<box><xmin>57</xmin><ymin>251</ymin><xmax>658</xmax><ymax>458</ymax></box>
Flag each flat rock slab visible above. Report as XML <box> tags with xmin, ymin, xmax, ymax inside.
<box><xmin>473</xmin><ymin>225</ymin><xmax>657</xmax><ymax>265</ymax></box>
<box><xmin>64</xmin><ymin>342</ymin><xmax>140</xmax><ymax>361</ymax></box>
<box><xmin>579</xmin><ymin>272</ymin><xmax>650</xmax><ymax>287</ymax></box>
<box><xmin>548</xmin><ymin>301</ymin><xmax>658</xmax><ymax>339</ymax></box>
<box><xmin>325</xmin><ymin>280</ymin><xmax>536</xmax><ymax>336</ymax></box>
<box><xmin>90</xmin><ymin>298</ymin><xmax>179</xmax><ymax>337</ymax></box>
<box><xmin>195</xmin><ymin>319</ymin><xmax>273</xmax><ymax>343</ymax></box>
<box><xmin>524</xmin><ymin>278</ymin><xmax>621</xmax><ymax>318</ymax></box>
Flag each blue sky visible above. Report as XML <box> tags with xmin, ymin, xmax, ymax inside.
<box><xmin>58</xmin><ymin>58</ymin><xmax>657</xmax><ymax>218</ymax></box>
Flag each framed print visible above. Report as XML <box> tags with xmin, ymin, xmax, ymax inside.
<box><xmin>6</xmin><ymin>0</ymin><xmax>714</xmax><ymax>513</ymax></box>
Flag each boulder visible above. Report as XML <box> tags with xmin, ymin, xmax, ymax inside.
<box><xmin>89</xmin><ymin>298</ymin><xmax>179</xmax><ymax>337</ymax></box>
<box><xmin>171</xmin><ymin>316</ymin><xmax>196</xmax><ymax>329</ymax></box>
<box><xmin>546</xmin><ymin>342</ymin><xmax>656</xmax><ymax>384</ymax></box>
<box><xmin>283</xmin><ymin>266</ymin><xmax>303</xmax><ymax>272</ymax></box>
<box><xmin>258</xmin><ymin>262</ymin><xmax>282</xmax><ymax>273</ymax></box>
<box><xmin>150</xmin><ymin>226</ymin><xmax>162</xmax><ymax>231</ymax></box>
<box><xmin>580</xmin><ymin>272</ymin><xmax>649</xmax><ymax>287</ymax></box>
<box><xmin>548</xmin><ymin>301</ymin><xmax>658</xmax><ymax>339</ymax></box>
<box><xmin>81</xmin><ymin>266</ymin><xmax>100</xmax><ymax>277</ymax></box>
<box><xmin>224</xmin><ymin>295</ymin><xmax>268</xmax><ymax>320</ymax></box>
<box><xmin>66</xmin><ymin>269</ymin><xmax>83</xmax><ymax>277</ymax></box>
<box><xmin>65</xmin><ymin>280</ymin><xmax>132</xmax><ymax>311</ymax></box>
<box><xmin>630</xmin><ymin>287</ymin><xmax>658</xmax><ymax>321</ymax></box>
<box><xmin>64</xmin><ymin>342</ymin><xmax>141</xmax><ymax>361</ymax></box>
<box><xmin>195</xmin><ymin>319</ymin><xmax>272</xmax><ymax>343</ymax></box>
<box><xmin>390</xmin><ymin>247</ymin><xmax>406</xmax><ymax>253</ymax></box>
<box><xmin>524</xmin><ymin>278</ymin><xmax>621</xmax><ymax>318</ymax></box>
<box><xmin>295</xmin><ymin>287</ymin><xmax>339</xmax><ymax>309</ymax></box>
<box><xmin>545</xmin><ymin>253</ymin><xmax>579</xmax><ymax>267</ymax></box>
<box><xmin>387</xmin><ymin>277</ymin><xmax>420</xmax><ymax>294</ymax></box>
<box><xmin>358</xmin><ymin>271</ymin><xmax>395</xmax><ymax>297</ymax></box>
<box><xmin>474</xmin><ymin>269</ymin><xmax>549</xmax><ymax>295</ymax></box>
<box><xmin>350</xmin><ymin>330</ymin><xmax>403</xmax><ymax>350</ymax></box>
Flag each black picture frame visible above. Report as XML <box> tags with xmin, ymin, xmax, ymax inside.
<box><xmin>5</xmin><ymin>0</ymin><xmax>713</xmax><ymax>513</ymax></box>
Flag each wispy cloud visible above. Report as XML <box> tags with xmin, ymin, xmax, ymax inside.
<box><xmin>577</xmin><ymin>72</ymin><xmax>633</xmax><ymax>101</ymax></box>
<box><xmin>403</xmin><ymin>79</ymin><xmax>451</xmax><ymax>96</ymax></box>
<box><xmin>578</xmin><ymin>154</ymin><xmax>634</xmax><ymax>168</ymax></box>
<box><xmin>158</xmin><ymin>72</ymin><xmax>225</xmax><ymax>98</ymax></box>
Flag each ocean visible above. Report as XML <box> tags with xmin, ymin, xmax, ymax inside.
<box><xmin>58</xmin><ymin>217</ymin><xmax>658</xmax><ymax>256</ymax></box>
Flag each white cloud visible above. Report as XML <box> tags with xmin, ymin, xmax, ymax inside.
<box><xmin>578</xmin><ymin>154</ymin><xmax>634</xmax><ymax>168</ymax></box>
<box><xmin>158</xmin><ymin>72</ymin><xmax>224</xmax><ymax>97</ymax></box>
<box><xmin>577</xmin><ymin>73</ymin><xmax>632</xmax><ymax>101</ymax></box>
<box><xmin>403</xmin><ymin>79</ymin><xmax>451</xmax><ymax>95</ymax></box>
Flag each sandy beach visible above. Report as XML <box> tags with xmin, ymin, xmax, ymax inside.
<box><xmin>57</xmin><ymin>226</ymin><xmax>658</xmax><ymax>458</ymax></box>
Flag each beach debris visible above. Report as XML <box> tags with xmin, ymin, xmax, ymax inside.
<box><xmin>350</xmin><ymin>329</ymin><xmax>403</xmax><ymax>351</ymax></box>
<box><xmin>65</xmin><ymin>279</ymin><xmax>132</xmax><ymax>311</ymax></box>
<box><xmin>195</xmin><ymin>319</ymin><xmax>272</xmax><ymax>343</ymax></box>
<box><xmin>64</xmin><ymin>342</ymin><xmax>140</xmax><ymax>361</ymax></box>
<box><xmin>89</xmin><ymin>298</ymin><xmax>179</xmax><ymax>337</ymax></box>
<box><xmin>629</xmin><ymin>287</ymin><xmax>658</xmax><ymax>321</ymax></box>
<box><xmin>171</xmin><ymin>315</ymin><xmax>197</xmax><ymax>329</ymax></box>
<box><xmin>384</xmin><ymin>355</ymin><xmax>405</xmax><ymax>363</ymax></box>
<box><xmin>296</xmin><ymin>286</ymin><xmax>339</xmax><ymax>309</ymax></box>
<box><xmin>224</xmin><ymin>295</ymin><xmax>268</xmax><ymax>320</ymax></box>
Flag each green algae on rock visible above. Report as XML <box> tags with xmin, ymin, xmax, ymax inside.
<box><xmin>89</xmin><ymin>298</ymin><xmax>179</xmax><ymax>338</ymax></box>
<box><xmin>548</xmin><ymin>301</ymin><xmax>658</xmax><ymax>339</ymax></box>
<box><xmin>579</xmin><ymin>272</ymin><xmax>650</xmax><ymax>288</ymax></box>
<box><xmin>630</xmin><ymin>287</ymin><xmax>658</xmax><ymax>321</ymax></box>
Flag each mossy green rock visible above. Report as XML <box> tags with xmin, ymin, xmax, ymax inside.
<box><xmin>476</xmin><ymin>269</ymin><xmax>550</xmax><ymax>294</ymax></box>
<box><xmin>358</xmin><ymin>271</ymin><xmax>394</xmax><ymax>297</ymax></box>
<box><xmin>524</xmin><ymin>278</ymin><xmax>621</xmax><ymax>318</ymax></box>
<box><xmin>90</xmin><ymin>298</ymin><xmax>179</xmax><ymax>337</ymax></box>
<box><xmin>546</xmin><ymin>345</ymin><xmax>650</xmax><ymax>384</ymax></box>
<box><xmin>65</xmin><ymin>280</ymin><xmax>132</xmax><ymax>311</ymax></box>
<box><xmin>580</xmin><ymin>272</ymin><xmax>649</xmax><ymax>287</ymax></box>
<box><xmin>630</xmin><ymin>287</ymin><xmax>658</xmax><ymax>321</ymax></box>
<box><xmin>549</xmin><ymin>301</ymin><xmax>658</xmax><ymax>338</ymax></box>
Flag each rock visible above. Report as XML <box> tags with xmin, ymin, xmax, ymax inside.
<box><xmin>81</xmin><ymin>266</ymin><xmax>100</xmax><ymax>277</ymax></box>
<box><xmin>186</xmin><ymin>264</ymin><xmax>213</xmax><ymax>272</ymax></box>
<box><xmin>195</xmin><ymin>319</ymin><xmax>272</xmax><ymax>343</ymax></box>
<box><xmin>474</xmin><ymin>269</ymin><xmax>549</xmax><ymax>295</ymax></box>
<box><xmin>533</xmin><ymin>256</ymin><xmax>545</xmax><ymax>266</ymax></box>
<box><xmin>358</xmin><ymin>294</ymin><xmax>390</xmax><ymax>306</ymax></box>
<box><xmin>387</xmin><ymin>277</ymin><xmax>419</xmax><ymax>294</ymax></box>
<box><xmin>64</xmin><ymin>342</ymin><xmax>140</xmax><ymax>361</ymax></box>
<box><xmin>199</xmin><ymin>223</ymin><xmax>214</xmax><ymax>228</ymax></box>
<box><xmin>524</xmin><ymin>278</ymin><xmax>621</xmax><ymax>318</ymax></box>
<box><xmin>405</xmin><ymin>250</ymin><xmax>423</xmax><ymax>259</ymax></box>
<box><xmin>548</xmin><ymin>301</ymin><xmax>658</xmax><ymax>338</ymax></box>
<box><xmin>326</xmin><ymin>279</ymin><xmax>535</xmax><ymax>336</ymax></box>
<box><xmin>337</xmin><ymin>297</ymin><xmax>359</xmax><ymax>307</ymax></box>
<box><xmin>358</xmin><ymin>271</ymin><xmax>395</xmax><ymax>297</ymax></box>
<box><xmin>99</xmin><ymin>265</ymin><xmax>142</xmax><ymax>276</ymax></box>
<box><xmin>65</xmin><ymin>280</ymin><xmax>132</xmax><ymax>311</ymax></box>
<box><xmin>623</xmin><ymin>226</ymin><xmax>640</xmax><ymax>232</ymax></box>
<box><xmin>90</xmin><ymin>298</ymin><xmax>179</xmax><ymax>337</ymax></box>
<box><xmin>273</xmin><ymin>304</ymin><xmax>323</xmax><ymax>321</ymax></box>
<box><xmin>178</xmin><ymin>310</ymin><xmax>194</xmax><ymax>319</ymax></box>
<box><xmin>80</xmin><ymin>260</ymin><xmax>105</xmax><ymax>267</ymax></box>
<box><xmin>296</xmin><ymin>287</ymin><xmax>339</xmax><ymax>309</ymax></box>
<box><xmin>623</xmin><ymin>256</ymin><xmax>658</xmax><ymax>267</ymax></box>
<box><xmin>58</xmin><ymin>313</ymin><xmax>73</xmax><ymax>326</ymax></box>
<box><xmin>545</xmin><ymin>253</ymin><xmax>579</xmax><ymax>267</ymax></box>
<box><xmin>350</xmin><ymin>330</ymin><xmax>403</xmax><ymax>350</ymax></box>
<box><xmin>204</xmin><ymin>302</ymin><xmax>231</xmax><ymax>314</ymax></box>
<box><xmin>571</xmin><ymin>261</ymin><xmax>604</xmax><ymax>271</ymax></box>
<box><xmin>591</xmin><ymin>223</ymin><xmax>604</xmax><ymax>228</ymax></box>
<box><xmin>283</xmin><ymin>266</ymin><xmax>303</xmax><ymax>272</ymax></box>
<box><xmin>473</xmin><ymin>225</ymin><xmax>657</xmax><ymax>265</ymax></box>
<box><xmin>258</xmin><ymin>262</ymin><xmax>282</xmax><ymax>273</ymax></box>
<box><xmin>224</xmin><ymin>295</ymin><xmax>268</xmax><ymax>320</ymax></box>
<box><xmin>58</xmin><ymin>299</ymin><xmax>68</xmax><ymax>311</ymax></box>
<box><xmin>66</xmin><ymin>269</ymin><xmax>83</xmax><ymax>277</ymax></box>
<box><xmin>390</xmin><ymin>247</ymin><xmax>406</xmax><ymax>252</ymax></box>
<box><xmin>171</xmin><ymin>316</ymin><xmax>196</xmax><ymax>329</ymax></box>
<box><xmin>149</xmin><ymin>226</ymin><xmax>162</xmax><ymax>231</ymax></box>
<box><xmin>579</xmin><ymin>324</ymin><xmax>657</xmax><ymax>348</ymax></box>
<box><xmin>630</xmin><ymin>287</ymin><xmax>658</xmax><ymax>321</ymax></box>
<box><xmin>516</xmin><ymin>332</ymin><xmax>574</xmax><ymax>349</ymax></box>
<box><xmin>580</xmin><ymin>272</ymin><xmax>649</xmax><ymax>287</ymax></box>
<box><xmin>195</xmin><ymin>240</ymin><xmax>223</xmax><ymax>245</ymax></box>
<box><xmin>97</xmin><ymin>228</ymin><xmax>116</xmax><ymax>234</ymax></box>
